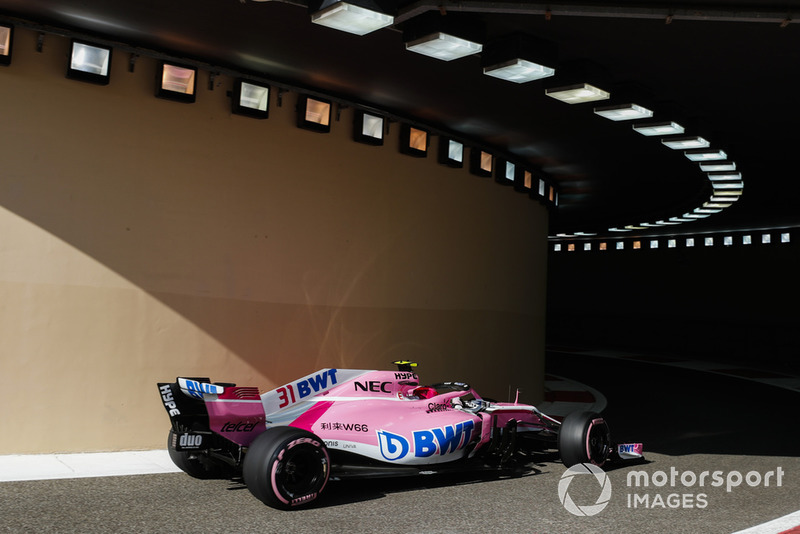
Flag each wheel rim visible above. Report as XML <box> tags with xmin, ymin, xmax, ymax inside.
<box><xmin>587</xmin><ymin>419</ymin><xmax>610</xmax><ymax>464</ymax></box>
<box><xmin>275</xmin><ymin>444</ymin><xmax>327</xmax><ymax>498</ymax></box>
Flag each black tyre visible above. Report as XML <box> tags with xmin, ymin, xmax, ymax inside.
<box><xmin>558</xmin><ymin>411</ymin><xmax>611</xmax><ymax>467</ymax></box>
<box><xmin>243</xmin><ymin>426</ymin><xmax>330</xmax><ymax>510</ymax></box>
<box><xmin>167</xmin><ymin>429</ymin><xmax>230</xmax><ymax>479</ymax></box>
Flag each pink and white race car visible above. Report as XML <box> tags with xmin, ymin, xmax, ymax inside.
<box><xmin>157</xmin><ymin>361</ymin><xmax>643</xmax><ymax>509</ymax></box>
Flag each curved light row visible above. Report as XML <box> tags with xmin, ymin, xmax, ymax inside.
<box><xmin>549</xmin><ymin>112</ymin><xmax>744</xmax><ymax>240</ymax></box>
<box><xmin>297</xmin><ymin>2</ymin><xmax>744</xmax><ymax>238</ymax></box>
<box><xmin>553</xmin><ymin>229</ymin><xmax>792</xmax><ymax>253</ymax></box>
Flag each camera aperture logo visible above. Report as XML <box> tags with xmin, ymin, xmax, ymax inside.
<box><xmin>558</xmin><ymin>463</ymin><xmax>612</xmax><ymax>516</ymax></box>
<box><xmin>558</xmin><ymin>464</ymin><xmax>785</xmax><ymax>515</ymax></box>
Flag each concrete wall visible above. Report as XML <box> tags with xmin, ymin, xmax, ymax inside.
<box><xmin>0</xmin><ymin>28</ymin><xmax>549</xmax><ymax>454</ymax></box>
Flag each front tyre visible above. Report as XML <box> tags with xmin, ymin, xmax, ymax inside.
<box><xmin>558</xmin><ymin>411</ymin><xmax>611</xmax><ymax>467</ymax></box>
<box><xmin>243</xmin><ymin>426</ymin><xmax>330</xmax><ymax>510</ymax></box>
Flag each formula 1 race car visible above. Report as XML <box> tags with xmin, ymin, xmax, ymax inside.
<box><xmin>157</xmin><ymin>362</ymin><xmax>643</xmax><ymax>509</ymax></box>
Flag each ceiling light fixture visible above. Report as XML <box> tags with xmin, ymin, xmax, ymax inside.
<box><xmin>700</xmin><ymin>161</ymin><xmax>736</xmax><ymax>172</ymax></box>
<box><xmin>232</xmin><ymin>79</ymin><xmax>270</xmax><ymax>118</ymax></box>
<box><xmin>632</xmin><ymin>121</ymin><xmax>685</xmax><ymax>136</ymax></box>
<box><xmin>406</xmin><ymin>32</ymin><xmax>482</xmax><ymax>61</ymax></box>
<box><xmin>0</xmin><ymin>24</ymin><xmax>12</xmax><ymax>66</ymax></box>
<box><xmin>310</xmin><ymin>0</ymin><xmax>394</xmax><ymax>35</ymax></box>
<box><xmin>156</xmin><ymin>62</ymin><xmax>197</xmax><ymax>103</ymax></box>
<box><xmin>482</xmin><ymin>33</ymin><xmax>556</xmax><ymax>83</ymax></box>
<box><xmin>711</xmin><ymin>181</ymin><xmax>744</xmax><ymax>190</ymax></box>
<box><xmin>684</xmin><ymin>148</ymin><xmax>727</xmax><ymax>161</ymax></box>
<box><xmin>661</xmin><ymin>136</ymin><xmax>710</xmax><ymax>149</ymax></box>
<box><xmin>403</xmin><ymin>12</ymin><xmax>483</xmax><ymax>61</ymax></box>
<box><xmin>484</xmin><ymin>59</ymin><xmax>554</xmax><ymax>83</ymax></box>
<box><xmin>707</xmin><ymin>171</ymin><xmax>742</xmax><ymax>181</ymax></box>
<box><xmin>545</xmin><ymin>83</ymin><xmax>609</xmax><ymax>104</ymax></box>
<box><xmin>438</xmin><ymin>137</ymin><xmax>464</xmax><ymax>167</ymax></box>
<box><xmin>67</xmin><ymin>40</ymin><xmax>112</xmax><ymax>85</ymax></box>
<box><xmin>594</xmin><ymin>103</ymin><xmax>653</xmax><ymax>121</ymax></box>
<box><xmin>399</xmin><ymin>124</ymin><xmax>429</xmax><ymax>157</ymax></box>
<box><xmin>712</xmin><ymin>189</ymin><xmax>743</xmax><ymax>196</ymax></box>
<box><xmin>470</xmin><ymin>148</ymin><xmax>493</xmax><ymax>177</ymax></box>
<box><xmin>496</xmin><ymin>160</ymin><xmax>516</xmax><ymax>184</ymax></box>
<box><xmin>710</xmin><ymin>194</ymin><xmax>739</xmax><ymax>202</ymax></box>
<box><xmin>353</xmin><ymin>111</ymin><xmax>384</xmax><ymax>145</ymax></box>
<box><xmin>297</xmin><ymin>95</ymin><xmax>332</xmax><ymax>132</ymax></box>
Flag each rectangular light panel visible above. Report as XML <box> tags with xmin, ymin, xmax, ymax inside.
<box><xmin>361</xmin><ymin>113</ymin><xmax>383</xmax><ymax>139</ymax></box>
<box><xmin>239</xmin><ymin>82</ymin><xmax>269</xmax><ymax>112</ymax></box>
<box><xmin>700</xmin><ymin>161</ymin><xmax>736</xmax><ymax>172</ymax></box>
<box><xmin>447</xmin><ymin>139</ymin><xmax>463</xmax><ymax>162</ymax></box>
<box><xmin>711</xmin><ymin>181</ymin><xmax>744</xmax><ymax>190</ymax></box>
<box><xmin>481</xmin><ymin>151</ymin><xmax>492</xmax><ymax>173</ymax></box>
<box><xmin>685</xmin><ymin>149</ymin><xmax>727</xmax><ymax>161</ymax></box>
<box><xmin>713</xmin><ymin>190</ymin><xmax>743</xmax><ymax>196</ymax></box>
<box><xmin>70</xmin><ymin>42</ymin><xmax>110</xmax><ymax>76</ymax></box>
<box><xmin>305</xmin><ymin>98</ymin><xmax>331</xmax><ymax>126</ymax></box>
<box><xmin>161</xmin><ymin>64</ymin><xmax>196</xmax><ymax>95</ymax></box>
<box><xmin>707</xmin><ymin>171</ymin><xmax>742</xmax><ymax>181</ymax></box>
<box><xmin>0</xmin><ymin>25</ymin><xmax>11</xmax><ymax>65</ymax></box>
<box><xmin>311</xmin><ymin>2</ymin><xmax>394</xmax><ymax>36</ymax></box>
<box><xmin>661</xmin><ymin>136</ymin><xmax>710</xmax><ymax>149</ymax></box>
<box><xmin>408</xmin><ymin>127</ymin><xmax>427</xmax><ymax>151</ymax></box>
<box><xmin>632</xmin><ymin>121</ymin><xmax>685</xmax><ymax>136</ymax></box>
<box><xmin>406</xmin><ymin>32</ymin><xmax>482</xmax><ymax>61</ymax></box>
<box><xmin>157</xmin><ymin>62</ymin><xmax>197</xmax><ymax>102</ymax></box>
<box><xmin>504</xmin><ymin>161</ymin><xmax>515</xmax><ymax>181</ymax></box>
<box><xmin>546</xmin><ymin>83</ymin><xmax>610</xmax><ymax>104</ymax></box>
<box><xmin>484</xmin><ymin>58</ymin><xmax>554</xmax><ymax>83</ymax></box>
<box><xmin>232</xmin><ymin>80</ymin><xmax>270</xmax><ymax>118</ymax></box>
<box><xmin>594</xmin><ymin>103</ymin><xmax>654</xmax><ymax>121</ymax></box>
<box><xmin>523</xmin><ymin>170</ymin><xmax>532</xmax><ymax>189</ymax></box>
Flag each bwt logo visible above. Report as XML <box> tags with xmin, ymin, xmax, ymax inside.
<box><xmin>182</xmin><ymin>379</ymin><xmax>224</xmax><ymax>400</ymax></box>
<box><xmin>377</xmin><ymin>421</ymin><xmax>475</xmax><ymax>461</ymax></box>
<box><xmin>558</xmin><ymin>463</ymin><xmax>612</xmax><ymax>517</ymax></box>
<box><xmin>276</xmin><ymin>369</ymin><xmax>339</xmax><ymax>409</ymax></box>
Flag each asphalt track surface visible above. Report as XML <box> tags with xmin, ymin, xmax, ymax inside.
<box><xmin>2</xmin><ymin>351</ymin><xmax>798</xmax><ymax>534</ymax></box>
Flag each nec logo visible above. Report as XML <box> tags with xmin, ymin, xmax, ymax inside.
<box><xmin>354</xmin><ymin>381</ymin><xmax>391</xmax><ymax>393</ymax></box>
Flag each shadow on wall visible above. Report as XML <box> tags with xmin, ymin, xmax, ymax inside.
<box><xmin>0</xmin><ymin>29</ymin><xmax>548</xmax><ymax>453</ymax></box>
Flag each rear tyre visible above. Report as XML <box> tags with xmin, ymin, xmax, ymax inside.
<box><xmin>243</xmin><ymin>426</ymin><xmax>330</xmax><ymax>510</ymax></box>
<box><xmin>558</xmin><ymin>411</ymin><xmax>611</xmax><ymax>467</ymax></box>
<box><xmin>167</xmin><ymin>429</ymin><xmax>230</xmax><ymax>479</ymax></box>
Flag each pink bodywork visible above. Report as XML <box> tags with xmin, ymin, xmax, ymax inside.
<box><xmin>203</xmin><ymin>369</ymin><xmax>552</xmax><ymax>465</ymax></box>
